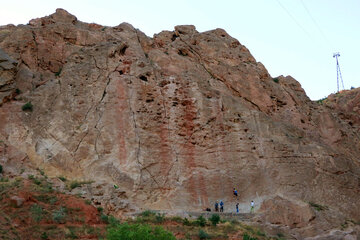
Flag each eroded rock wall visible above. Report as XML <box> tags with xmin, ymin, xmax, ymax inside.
<box><xmin>0</xmin><ymin>9</ymin><xmax>359</xmax><ymax>231</ymax></box>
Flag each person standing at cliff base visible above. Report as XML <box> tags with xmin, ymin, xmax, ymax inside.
<box><xmin>220</xmin><ymin>200</ymin><xmax>224</xmax><ymax>212</ymax></box>
<box><xmin>215</xmin><ymin>201</ymin><xmax>219</xmax><ymax>212</ymax></box>
<box><xmin>250</xmin><ymin>200</ymin><xmax>254</xmax><ymax>213</ymax></box>
<box><xmin>236</xmin><ymin>202</ymin><xmax>239</xmax><ymax>213</ymax></box>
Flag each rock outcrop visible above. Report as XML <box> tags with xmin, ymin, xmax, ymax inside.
<box><xmin>0</xmin><ymin>9</ymin><xmax>359</xmax><ymax>238</ymax></box>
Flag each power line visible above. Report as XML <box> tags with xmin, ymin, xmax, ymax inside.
<box><xmin>275</xmin><ymin>0</ymin><xmax>312</xmax><ymax>39</ymax></box>
<box><xmin>299</xmin><ymin>0</ymin><xmax>328</xmax><ymax>41</ymax></box>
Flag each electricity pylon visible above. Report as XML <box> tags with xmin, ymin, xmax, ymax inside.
<box><xmin>333</xmin><ymin>52</ymin><xmax>344</xmax><ymax>92</ymax></box>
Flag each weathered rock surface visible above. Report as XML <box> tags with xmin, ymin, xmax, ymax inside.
<box><xmin>259</xmin><ymin>196</ymin><xmax>315</xmax><ymax>229</ymax></box>
<box><xmin>0</xmin><ymin>9</ymin><xmax>359</xmax><ymax>238</ymax></box>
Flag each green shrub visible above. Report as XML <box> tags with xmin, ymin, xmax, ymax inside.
<box><xmin>35</xmin><ymin>194</ymin><xmax>57</xmax><ymax>204</ymax></box>
<box><xmin>199</xmin><ymin>229</ymin><xmax>211</xmax><ymax>239</ymax></box>
<box><xmin>32</xmin><ymin>177</ymin><xmax>41</xmax><ymax>185</ymax></box>
<box><xmin>155</xmin><ymin>213</ymin><xmax>165</xmax><ymax>223</ymax></box>
<box><xmin>316</xmin><ymin>97</ymin><xmax>327</xmax><ymax>104</ymax></box>
<box><xmin>272</xmin><ymin>78</ymin><xmax>279</xmax><ymax>83</ymax></box>
<box><xmin>85</xmin><ymin>199</ymin><xmax>91</xmax><ymax>205</ymax></box>
<box><xmin>209</xmin><ymin>214</ymin><xmax>220</xmax><ymax>226</ymax></box>
<box><xmin>58</xmin><ymin>176</ymin><xmax>67</xmax><ymax>182</ymax></box>
<box><xmin>141</xmin><ymin>210</ymin><xmax>155</xmax><ymax>217</ymax></box>
<box><xmin>276</xmin><ymin>232</ymin><xmax>285</xmax><ymax>239</ymax></box>
<box><xmin>106</xmin><ymin>223</ymin><xmax>176</xmax><ymax>240</ymax></box>
<box><xmin>170</xmin><ymin>216</ymin><xmax>183</xmax><ymax>223</ymax></box>
<box><xmin>52</xmin><ymin>207</ymin><xmax>67</xmax><ymax>223</ymax></box>
<box><xmin>97</xmin><ymin>207</ymin><xmax>103</xmax><ymax>213</ymax></box>
<box><xmin>243</xmin><ymin>233</ymin><xmax>258</xmax><ymax>240</ymax></box>
<box><xmin>22</xmin><ymin>102</ymin><xmax>33</xmax><ymax>111</ymax></box>
<box><xmin>309</xmin><ymin>202</ymin><xmax>328</xmax><ymax>211</ymax></box>
<box><xmin>70</xmin><ymin>181</ymin><xmax>80</xmax><ymax>189</ymax></box>
<box><xmin>41</xmin><ymin>232</ymin><xmax>49</xmax><ymax>240</ymax></box>
<box><xmin>30</xmin><ymin>204</ymin><xmax>43</xmax><ymax>223</ymax></box>
<box><xmin>183</xmin><ymin>217</ymin><xmax>191</xmax><ymax>226</ymax></box>
<box><xmin>101</xmin><ymin>213</ymin><xmax>109</xmax><ymax>223</ymax></box>
<box><xmin>66</xmin><ymin>226</ymin><xmax>78</xmax><ymax>239</ymax></box>
<box><xmin>0</xmin><ymin>177</ymin><xmax>9</xmax><ymax>182</ymax></box>
<box><xmin>109</xmin><ymin>215</ymin><xmax>120</xmax><ymax>226</ymax></box>
<box><xmin>69</xmin><ymin>180</ymin><xmax>93</xmax><ymax>190</ymax></box>
<box><xmin>196</xmin><ymin>215</ymin><xmax>207</xmax><ymax>227</ymax></box>
<box><xmin>38</xmin><ymin>169</ymin><xmax>45</xmax><ymax>176</ymax></box>
<box><xmin>55</xmin><ymin>68</ymin><xmax>62</xmax><ymax>77</ymax></box>
<box><xmin>256</xmin><ymin>229</ymin><xmax>266</xmax><ymax>237</ymax></box>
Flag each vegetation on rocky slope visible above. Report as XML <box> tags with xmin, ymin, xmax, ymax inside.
<box><xmin>0</xmin><ymin>172</ymin><xmax>288</xmax><ymax>240</ymax></box>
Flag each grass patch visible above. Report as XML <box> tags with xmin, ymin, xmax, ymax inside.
<box><xmin>65</xmin><ymin>226</ymin><xmax>78</xmax><ymax>239</ymax></box>
<box><xmin>52</xmin><ymin>207</ymin><xmax>67</xmax><ymax>223</ymax></box>
<box><xmin>30</xmin><ymin>204</ymin><xmax>43</xmax><ymax>223</ymax></box>
<box><xmin>106</xmin><ymin>222</ymin><xmax>176</xmax><ymax>240</ymax></box>
<box><xmin>35</xmin><ymin>194</ymin><xmax>57</xmax><ymax>204</ymax></box>
<box><xmin>243</xmin><ymin>232</ymin><xmax>258</xmax><ymax>240</ymax></box>
<box><xmin>169</xmin><ymin>216</ymin><xmax>183</xmax><ymax>223</ymax></box>
<box><xmin>141</xmin><ymin>210</ymin><xmax>155</xmax><ymax>217</ymax></box>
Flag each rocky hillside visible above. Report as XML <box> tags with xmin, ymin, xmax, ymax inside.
<box><xmin>0</xmin><ymin>9</ymin><xmax>359</xmax><ymax>239</ymax></box>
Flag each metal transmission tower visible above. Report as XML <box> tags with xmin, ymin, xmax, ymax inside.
<box><xmin>333</xmin><ymin>52</ymin><xmax>344</xmax><ymax>92</ymax></box>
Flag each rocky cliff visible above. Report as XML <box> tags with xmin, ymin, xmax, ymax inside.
<box><xmin>0</xmin><ymin>9</ymin><xmax>359</xmax><ymax>238</ymax></box>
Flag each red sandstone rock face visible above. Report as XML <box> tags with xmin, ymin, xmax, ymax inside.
<box><xmin>0</xmin><ymin>9</ymin><xmax>359</xmax><ymax>236</ymax></box>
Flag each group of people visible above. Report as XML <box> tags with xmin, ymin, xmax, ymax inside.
<box><xmin>211</xmin><ymin>188</ymin><xmax>255</xmax><ymax>213</ymax></box>
<box><xmin>214</xmin><ymin>200</ymin><xmax>224</xmax><ymax>212</ymax></box>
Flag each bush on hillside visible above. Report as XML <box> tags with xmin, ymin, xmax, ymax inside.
<box><xmin>199</xmin><ymin>229</ymin><xmax>211</xmax><ymax>239</ymax></box>
<box><xmin>196</xmin><ymin>215</ymin><xmax>207</xmax><ymax>227</ymax></box>
<box><xmin>22</xmin><ymin>102</ymin><xmax>33</xmax><ymax>111</ymax></box>
<box><xmin>106</xmin><ymin>222</ymin><xmax>176</xmax><ymax>240</ymax></box>
<box><xmin>209</xmin><ymin>214</ymin><xmax>220</xmax><ymax>226</ymax></box>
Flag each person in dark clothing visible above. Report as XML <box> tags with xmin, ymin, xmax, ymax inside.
<box><xmin>233</xmin><ymin>188</ymin><xmax>238</xmax><ymax>197</ymax></box>
<box><xmin>236</xmin><ymin>203</ymin><xmax>239</xmax><ymax>213</ymax></box>
<box><xmin>220</xmin><ymin>200</ymin><xmax>224</xmax><ymax>212</ymax></box>
<box><xmin>215</xmin><ymin>201</ymin><xmax>219</xmax><ymax>212</ymax></box>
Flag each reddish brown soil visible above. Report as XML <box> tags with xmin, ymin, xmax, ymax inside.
<box><xmin>0</xmin><ymin>177</ymin><xmax>107</xmax><ymax>240</ymax></box>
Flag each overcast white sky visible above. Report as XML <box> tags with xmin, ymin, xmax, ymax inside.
<box><xmin>1</xmin><ymin>0</ymin><xmax>359</xmax><ymax>100</ymax></box>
